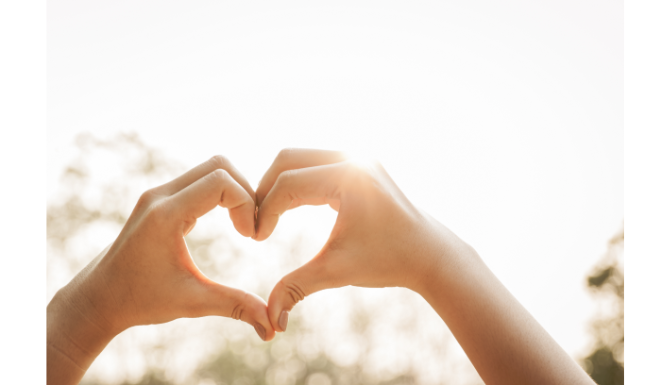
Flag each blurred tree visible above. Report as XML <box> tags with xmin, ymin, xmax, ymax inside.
<box><xmin>581</xmin><ymin>230</ymin><xmax>624</xmax><ymax>385</ymax></box>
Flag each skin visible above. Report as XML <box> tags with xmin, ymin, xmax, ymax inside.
<box><xmin>255</xmin><ymin>148</ymin><xmax>595</xmax><ymax>385</ymax></box>
<box><xmin>48</xmin><ymin>150</ymin><xmax>594</xmax><ymax>385</ymax></box>
<box><xmin>47</xmin><ymin>156</ymin><xmax>276</xmax><ymax>385</ymax></box>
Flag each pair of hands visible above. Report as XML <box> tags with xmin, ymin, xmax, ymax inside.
<box><xmin>58</xmin><ymin>149</ymin><xmax>442</xmax><ymax>343</ymax></box>
<box><xmin>49</xmin><ymin>147</ymin><xmax>597</xmax><ymax>385</ymax></box>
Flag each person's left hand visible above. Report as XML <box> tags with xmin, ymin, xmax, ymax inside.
<box><xmin>64</xmin><ymin>155</ymin><xmax>274</xmax><ymax>337</ymax></box>
<box><xmin>48</xmin><ymin>156</ymin><xmax>276</xmax><ymax>384</ymax></box>
<box><xmin>48</xmin><ymin>155</ymin><xmax>277</xmax><ymax>383</ymax></box>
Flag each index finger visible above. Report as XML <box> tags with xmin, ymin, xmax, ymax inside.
<box><xmin>255</xmin><ymin>162</ymin><xmax>350</xmax><ymax>241</ymax></box>
<box><xmin>256</xmin><ymin>148</ymin><xmax>347</xmax><ymax>207</ymax></box>
<box><xmin>158</xmin><ymin>155</ymin><xmax>256</xmax><ymax>202</ymax></box>
<box><xmin>167</xmin><ymin>169</ymin><xmax>256</xmax><ymax>237</ymax></box>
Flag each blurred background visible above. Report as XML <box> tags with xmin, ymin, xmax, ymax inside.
<box><xmin>47</xmin><ymin>1</ymin><xmax>622</xmax><ymax>384</ymax></box>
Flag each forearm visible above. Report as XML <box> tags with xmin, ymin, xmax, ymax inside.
<box><xmin>47</xmin><ymin>257</ymin><xmax>120</xmax><ymax>385</ymax></box>
<box><xmin>47</xmin><ymin>285</ymin><xmax>118</xmax><ymax>385</ymax></box>
<box><xmin>415</xmin><ymin>225</ymin><xmax>593</xmax><ymax>385</ymax></box>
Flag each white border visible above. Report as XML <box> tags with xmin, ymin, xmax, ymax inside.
<box><xmin>625</xmin><ymin>0</ymin><xmax>670</xmax><ymax>383</ymax></box>
<box><xmin>0</xmin><ymin>0</ymin><xmax>46</xmax><ymax>381</ymax></box>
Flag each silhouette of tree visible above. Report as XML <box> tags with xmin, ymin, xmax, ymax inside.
<box><xmin>581</xmin><ymin>230</ymin><xmax>624</xmax><ymax>385</ymax></box>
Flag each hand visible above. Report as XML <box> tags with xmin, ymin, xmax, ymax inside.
<box><xmin>254</xmin><ymin>148</ymin><xmax>446</xmax><ymax>332</ymax></box>
<box><xmin>48</xmin><ymin>156</ymin><xmax>275</xmax><ymax>385</ymax></box>
<box><xmin>254</xmin><ymin>148</ymin><xmax>595</xmax><ymax>385</ymax></box>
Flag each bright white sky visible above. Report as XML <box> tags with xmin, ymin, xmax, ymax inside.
<box><xmin>48</xmin><ymin>0</ymin><xmax>622</xmax><ymax>359</ymax></box>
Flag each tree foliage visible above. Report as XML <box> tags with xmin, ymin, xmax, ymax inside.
<box><xmin>581</xmin><ymin>230</ymin><xmax>624</xmax><ymax>385</ymax></box>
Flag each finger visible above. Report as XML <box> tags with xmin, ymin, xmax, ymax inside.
<box><xmin>256</xmin><ymin>148</ymin><xmax>348</xmax><ymax>207</ymax></box>
<box><xmin>158</xmin><ymin>155</ymin><xmax>256</xmax><ymax>202</ymax></box>
<box><xmin>190</xmin><ymin>281</ymin><xmax>276</xmax><ymax>341</ymax></box>
<box><xmin>255</xmin><ymin>162</ymin><xmax>349</xmax><ymax>241</ymax></box>
<box><xmin>168</xmin><ymin>169</ymin><xmax>256</xmax><ymax>237</ymax></box>
<box><xmin>267</xmin><ymin>251</ymin><xmax>346</xmax><ymax>332</ymax></box>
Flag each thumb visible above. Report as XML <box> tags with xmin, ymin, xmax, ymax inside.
<box><xmin>192</xmin><ymin>281</ymin><xmax>276</xmax><ymax>342</ymax></box>
<box><xmin>268</xmin><ymin>251</ymin><xmax>346</xmax><ymax>332</ymax></box>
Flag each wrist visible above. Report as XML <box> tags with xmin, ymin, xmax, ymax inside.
<box><xmin>47</xmin><ymin>282</ymin><xmax>119</xmax><ymax>356</ymax></box>
<box><xmin>47</xmin><ymin>284</ymin><xmax>119</xmax><ymax>383</ymax></box>
<box><xmin>406</xmin><ymin>216</ymin><xmax>482</xmax><ymax>299</ymax></box>
<box><xmin>47</xmin><ymin>247</ymin><xmax>128</xmax><ymax>383</ymax></box>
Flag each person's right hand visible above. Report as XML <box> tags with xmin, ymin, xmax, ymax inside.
<box><xmin>254</xmin><ymin>148</ymin><xmax>456</xmax><ymax>332</ymax></box>
<box><xmin>255</xmin><ymin>148</ymin><xmax>597</xmax><ymax>385</ymax></box>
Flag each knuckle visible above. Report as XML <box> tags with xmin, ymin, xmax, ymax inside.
<box><xmin>210</xmin><ymin>168</ymin><xmax>230</xmax><ymax>181</ymax></box>
<box><xmin>230</xmin><ymin>302</ymin><xmax>245</xmax><ymax>321</ymax></box>
<box><xmin>136</xmin><ymin>189</ymin><xmax>158</xmax><ymax>209</ymax></box>
<box><xmin>281</xmin><ymin>279</ymin><xmax>306</xmax><ymax>306</ymax></box>
<box><xmin>342</xmin><ymin>162</ymin><xmax>379</xmax><ymax>192</ymax></box>
<box><xmin>209</xmin><ymin>154</ymin><xmax>231</xmax><ymax>170</ymax></box>
<box><xmin>143</xmin><ymin>199</ymin><xmax>169</xmax><ymax>224</ymax></box>
<box><xmin>230</xmin><ymin>292</ymin><xmax>249</xmax><ymax>320</ymax></box>
<box><xmin>344</xmin><ymin>161</ymin><xmax>365</xmax><ymax>178</ymax></box>
<box><xmin>276</xmin><ymin>169</ymin><xmax>295</xmax><ymax>186</ymax></box>
<box><xmin>206</xmin><ymin>169</ymin><xmax>231</xmax><ymax>189</ymax></box>
<box><xmin>277</xmin><ymin>148</ymin><xmax>294</xmax><ymax>161</ymax></box>
<box><xmin>351</xmin><ymin>159</ymin><xmax>378</xmax><ymax>178</ymax></box>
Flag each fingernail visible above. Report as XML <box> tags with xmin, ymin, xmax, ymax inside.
<box><xmin>278</xmin><ymin>310</ymin><xmax>289</xmax><ymax>332</ymax></box>
<box><xmin>254</xmin><ymin>323</ymin><xmax>266</xmax><ymax>341</ymax></box>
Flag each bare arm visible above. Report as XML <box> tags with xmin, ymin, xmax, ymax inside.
<box><xmin>416</xmin><ymin>220</ymin><xmax>593</xmax><ymax>385</ymax></box>
<box><xmin>255</xmin><ymin>148</ymin><xmax>594</xmax><ymax>385</ymax></box>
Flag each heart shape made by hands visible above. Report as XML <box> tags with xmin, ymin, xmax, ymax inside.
<box><xmin>82</xmin><ymin>149</ymin><xmax>439</xmax><ymax>344</ymax></box>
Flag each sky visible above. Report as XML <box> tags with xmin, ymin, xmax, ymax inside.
<box><xmin>48</xmin><ymin>0</ymin><xmax>622</xmax><ymax>361</ymax></box>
